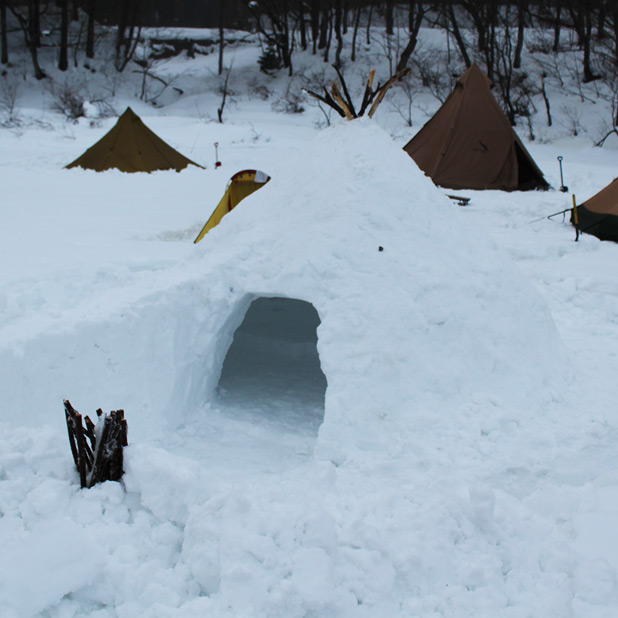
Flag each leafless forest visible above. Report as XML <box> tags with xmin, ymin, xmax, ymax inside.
<box><xmin>1</xmin><ymin>1</ymin><xmax>617</xmax><ymax>136</ymax></box>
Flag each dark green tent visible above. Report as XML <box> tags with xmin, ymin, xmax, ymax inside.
<box><xmin>572</xmin><ymin>177</ymin><xmax>618</xmax><ymax>242</ymax></box>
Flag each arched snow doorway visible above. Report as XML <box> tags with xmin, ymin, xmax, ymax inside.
<box><xmin>216</xmin><ymin>297</ymin><xmax>326</xmax><ymax>433</ymax></box>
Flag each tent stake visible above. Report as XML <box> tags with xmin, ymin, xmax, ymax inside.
<box><xmin>572</xmin><ymin>194</ymin><xmax>579</xmax><ymax>241</ymax></box>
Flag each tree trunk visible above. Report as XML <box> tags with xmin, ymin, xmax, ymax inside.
<box><xmin>86</xmin><ymin>0</ymin><xmax>96</xmax><ymax>59</ymax></box>
<box><xmin>366</xmin><ymin>3</ymin><xmax>373</xmax><ymax>44</ymax></box>
<box><xmin>311</xmin><ymin>0</ymin><xmax>320</xmax><ymax>53</ymax></box>
<box><xmin>351</xmin><ymin>1</ymin><xmax>362</xmax><ymax>61</ymax></box>
<box><xmin>28</xmin><ymin>0</ymin><xmax>45</xmax><ymax>78</ymax></box>
<box><xmin>29</xmin><ymin>0</ymin><xmax>40</xmax><ymax>48</ymax></box>
<box><xmin>1</xmin><ymin>0</ymin><xmax>8</xmax><ymax>65</ymax></box>
<box><xmin>596</xmin><ymin>0</ymin><xmax>606</xmax><ymax>40</ymax></box>
<box><xmin>318</xmin><ymin>5</ymin><xmax>329</xmax><ymax>49</ymax></box>
<box><xmin>513</xmin><ymin>0</ymin><xmax>527</xmax><ymax>69</ymax></box>
<box><xmin>115</xmin><ymin>0</ymin><xmax>129</xmax><ymax>68</ymax></box>
<box><xmin>334</xmin><ymin>0</ymin><xmax>343</xmax><ymax>68</ymax></box>
<box><xmin>282</xmin><ymin>0</ymin><xmax>293</xmax><ymax>75</ymax></box>
<box><xmin>447</xmin><ymin>2</ymin><xmax>471</xmax><ymax>68</ymax></box>
<box><xmin>218</xmin><ymin>0</ymin><xmax>224</xmax><ymax>74</ymax></box>
<box><xmin>59</xmin><ymin>0</ymin><xmax>69</xmax><ymax>71</ymax></box>
<box><xmin>569</xmin><ymin>0</ymin><xmax>598</xmax><ymax>81</ymax></box>
<box><xmin>397</xmin><ymin>0</ymin><xmax>424</xmax><ymax>72</ymax></box>
<box><xmin>582</xmin><ymin>14</ymin><xmax>595</xmax><ymax>81</ymax></box>
<box><xmin>323</xmin><ymin>8</ymin><xmax>332</xmax><ymax>62</ymax></box>
<box><xmin>115</xmin><ymin>0</ymin><xmax>142</xmax><ymax>73</ymax></box>
<box><xmin>385</xmin><ymin>0</ymin><xmax>394</xmax><ymax>35</ymax></box>
<box><xmin>299</xmin><ymin>0</ymin><xmax>307</xmax><ymax>50</ymax></box>
<box><xmin>553</xmin><ymin>0</ymin><xmax>562</xmax><ymax>51</ymax></box>
<box><xmin>612</xmin><ymin>2</ymin><xmax>618</xmax><ymax>64</ymax></box>
<box><xmin>486</xmin><ymin>14</ymin><xmax>496</xmax><ymax>81</ymax></box>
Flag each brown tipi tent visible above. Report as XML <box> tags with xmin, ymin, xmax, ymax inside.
<box><xmin>66</xmin><ymin>107</ymin><xmax>204</xmax><ymax>173</ymax></box>
<box><xmin>403</xmin><ymin>64</ymin><xmax>548</xmax><ymax>191</ymax></box>
<box><xmin>572</xmin><ymin>177</ymin><xmax>618</xmax><ymax>242</ymax></box>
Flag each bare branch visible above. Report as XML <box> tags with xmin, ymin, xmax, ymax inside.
<box><xmin>302</xmin><ymin>87</ymin><xmax>346</xmax><ymax>117</ymax></box>
<box><xmin>332</xmin><ymin>64</ymin><xmax>357</xmax><ymax>117</ymax></box>
<box><xmin>368</xmin><ymin>68</ymin><xmax>411</xmax><ymax>118</ymax></box>
<box><xmin>331</xmin><ymin>81</ymin><xmax>355</xmax><ymax>119</ymax></box>
<box><xmin>359</xmin><ymin>69</ymin><xmax>377</xmax><ymax>116</ymax></box>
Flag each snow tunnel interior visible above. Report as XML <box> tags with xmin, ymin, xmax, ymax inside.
<box><xmin>216</xmin><ymin>297</ymin><xmax>327</xmax><ymax>433</ymax></box>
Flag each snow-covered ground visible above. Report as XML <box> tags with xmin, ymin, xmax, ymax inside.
<box><xmin>2</xmin><ymin>25</ymin><xmax>618</xmax><ymax>618</ymax></box>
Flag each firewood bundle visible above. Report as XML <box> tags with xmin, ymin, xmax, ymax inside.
<box><xmin>64</xmin><ymin>399</ymin><xmax>128</xmax><ymax>489</ymax></box>
<box><xmin>303</xmin><ymin>66</ymin><xmax>411</xmax><ymax>119</ymax></box>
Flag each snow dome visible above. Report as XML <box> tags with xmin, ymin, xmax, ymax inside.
<box><xmin>1</xmin><ymin>118</ymin><xmax>570</xmax><ymax>463</ymax></box>
<box><xmin>170</xmin><ymin>118</ymin><xmax>571</xmax><ymax>462</ymax></box>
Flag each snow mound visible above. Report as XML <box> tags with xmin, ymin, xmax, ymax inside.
<box><xmin>0</xmin><ymin>118</ymin><xmax>573</xmax><ymax>465</ymax></box>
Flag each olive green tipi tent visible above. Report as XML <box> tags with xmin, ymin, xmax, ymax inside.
<box><xmin>403</xmin><ymin>64</ymin><xmax>548</xmax><ymax>191</ymax></box>
<box><xmin>66</xmin><ymin>107</ymin><xmax>204</xmax><ymax>173</ymax></box>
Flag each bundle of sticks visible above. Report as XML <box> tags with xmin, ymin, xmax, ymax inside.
<box><xmin>64</xmin><ymin>399</ymin><xmax>128</xmax><ymax>489</ymax></box>
<box><xmin>303</xmin><ymin>66</ymin><xmax>411</xmax><ymax>119</ymax></box>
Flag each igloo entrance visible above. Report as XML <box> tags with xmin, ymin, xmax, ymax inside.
<box><xmin>216</xmin><ymin>297</ymin><xmax>326</xmax><ymax>432</ymax></box>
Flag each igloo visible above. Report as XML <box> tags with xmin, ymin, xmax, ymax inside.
<box><xmin>163</xmin><ymin>118</ymin><xmax>570</xmax><ymax>462</ymax></box>
<box><xmin>1</xmin><ymin>118</ymin><xmax>571</xmax><ymax>463</ymax></box>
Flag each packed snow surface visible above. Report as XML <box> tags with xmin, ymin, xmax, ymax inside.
<box><xmin>2</xmin><ymin>39</ymin><xmax>618</xmax><ymax>618</ymax></box>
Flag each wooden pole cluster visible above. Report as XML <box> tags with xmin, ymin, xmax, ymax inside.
<box><xmin>64</xmin><ymin>399</ymin><xmax>128</xmax><ymax>489</ymax></box>
<box><xmin>303</xmin><ymin>66</ymin><xmax>411</xmax><ymax>119</ymax></box>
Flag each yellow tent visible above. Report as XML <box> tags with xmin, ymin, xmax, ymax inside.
<box><xmin>194</xmin><ymin>169</ymin><xmax>270</xmax><ymax>243</ymax></box>
<box><xmin>66</xmin><ymin>107</ymin><xmax>204</xmax><ymax>173</ymax></box>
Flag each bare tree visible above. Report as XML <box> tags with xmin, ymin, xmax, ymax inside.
<box><xmin>596</xmin><ymin>57</ymin><xmax>618</xmax><ymax>145</ymax></box>
<box><xmin>567</xmin><ymin>0</ymin><xmax>599</xmax><ymax>82</ymax></box>
<box><xmin>310</xmin><ymin>0</ymin><xmax>320</xmax><ymax>53</ymax></box>
<box><xmin>609</xmin><ymin>0</ymin><xmax>618</xmax><ymax>64</ymax></box>
<box><xmin>10</xmin><ymin>0</ymin><xmax>46</xmax><ymax>79</ymax></box>
<box><xmin>85</xmin><ymin>0</ymin><xmax>97</xmax><ymax>59</ymax></box>
<box><xmin>248</xmin><ymin>0</ymin><xmax>298</xmax><ymax>76</ymax></box>
<box><xmin>350</xmin><ymin>0</ymin><xmax>362</xmax><ymax>61</ymax></box>
<box><xmin>218</xmin><ymin>65</ymin><xmax>233</xmax><ymax>123</ymax></box>
<box><xmin>459</xmin><ymin>0</ymin><xmax>499</xmax><ymax>78</ymax></box>
<box><xmin>0</xmin><ymin>76</ymin><xmax>21</xmax><ymax>124</ymax></box>
<box><xmin>553</xmin><ymin>0</ymin><xmax>564</xmax><ymax>51</ymax></box>
<box><xmin>385</xmin><ymin>0</ymin><xmax>394</xmax><ymax>35</ymax></box>
<box><xmin>437</xmin><ymin>0</ymin><xmax>471</xmax><ymax>68</ymax></box>
<box><xmin>115</xmin><ymin>0</ymin><xmax>144</xmax><ymax>72</ymax></box>
<box><xmin>59</xmin><ymin>0</ymin><xmax>69</xmax><ymax>71</ymax></box>
<box><xmin>298</xmin><ymin>0</ymin><xmax>307</xmax><ymax>50</ymax></box>
<box><xmin>1</xmin><ymin>0</ymin><xmax>8</xmax><ymax>65</ymax></box>
<box><xmin>218</xmin><ymin>0</ymin><xmax>225</xmax><ymax>74</ymax></box>
<box><xmin>334</xmin><ymin>0</ymin><xmax>343</xmax><ymax>67</ymax></box>
<box><xmin>396</xmin><ymin>0</ymin><xmax>426</xmax><ymax>72</ymax></box>
<box><xmin>513</xmin><ymin>0</ymin><xmax>529</xmax><ymax>68</ymax></box>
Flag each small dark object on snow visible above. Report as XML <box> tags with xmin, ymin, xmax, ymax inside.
<box><xmin>64</xmin><ymin>399</ymin><xmax>128</xmax><ymax>489</ymax></box>
<box><xmin>447</xmin><ymin>194</ymin><xmax>471</xmax><ymax>206</ymax></box>
<box><xmin>378</xmin><ymin>246</ymin><xmax>384</xmax><ymax>252</ymax></box>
